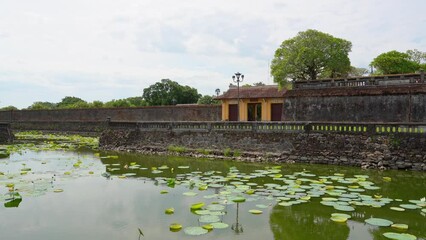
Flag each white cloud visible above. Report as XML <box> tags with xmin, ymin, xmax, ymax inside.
<box><xmin>0</xmin><ymin>0</ymin><xmax>425</xmax><ymax>108</ymax></box>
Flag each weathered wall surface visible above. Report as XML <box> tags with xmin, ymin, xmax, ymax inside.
<box><xmin>0</xmin><ymin>105</ymin><xmax>221</xmax><ymax>132</ymax></box>
<box><xmin>0</xmin><ymin>105</ymin><xmax>221</xmax><ymax>122</ymax></box>
<box><xmin>100</xmin><ymin>129</ymin><xmax>426</xmax><ymax>171</ymax></box>
<box><xmin>0</xmin><ymin>123</ymin><xmax>13</xmax><ymax>143</ymax></box>
<box><xmin>283</xmin><ymin>85</ymin><xmax>426</xmax><ymax>122</ymax></box>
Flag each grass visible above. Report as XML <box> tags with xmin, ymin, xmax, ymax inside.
<box><xmin>167</xmin><ymin>145</ymin><xmax>187</xmax><ymax>153</ymax></box>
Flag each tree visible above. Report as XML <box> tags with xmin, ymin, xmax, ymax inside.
<box><xmin>406</xmin><ymin>49</ymin><xmax>426</xmax><ymax>64</ymax></box>
<box><xmin>348</xmin><ymin>67</ymin><xmax>369</xmax><ymax>77</ymax></box>
<box><xmin>142</xmin><ymin>79</ymin><xmax>200</xmax><ymax>106</ymax></box>
<box><xmin>197</xmin><ymin>95</ymin><xmax>220</xmax><ymax>105</ymax></box>
<box><xmin>271</xmin><ymin>29</ymin><xmax>352</xmax><ymax>85</ymax></box>
<box><xmin>57</xmin><ymin>96</ymin><xmax>87</xmax><ymax>109</ymax></box>
<box><xmin>370</xmin><ymin>50</ymin><xmax>420</xmax><ymax>74</ymax></box>
<box><xmin>0</xmin><ymin>106</ymin><xmax>18</xmax><ymax>111</ymax></box>
<box><xmin>27</xmin><ymin>101</ymin><xmax>56</xmax><ymax>110</ymax></box>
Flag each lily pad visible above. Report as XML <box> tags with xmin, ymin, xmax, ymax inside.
<box><xmin>202</xmin><ymin>224</ymin><xmax>214</xmax><ymax>231</ymax></box>
<box><xmin>183</xmin><ymin>192</ymin><xmax>198</xmax><ymax>197</ymax></box>
<box><xmin>331</xmin><ymin>213</ymin><xmax>351</xmax><ymax>219</ymax></box>
<box><xmin>330</xmin><ymin>216</ymin><xmax>348</xmax><ymax>222</ymax></box>
<box><xmin>365</xmin><ymin>218</ymin><xmax>393</xmax><ymax>227</ymax></box>
<box><xmin>210</xmin><ymin>222</ymin><xmax>229</xmax><ymax>229</ymax></box>
<box><xmin>231</xmin><ymin>196</ymin><xmax>246</xmax><ymax>203</ymax></box>
<box><xmin>390</xmin><ymin>207</ymin><xmax>405</xmax><ymax>212</ymax></box>
<box><xmin>400</xmin><ymin>204</ymin><xmax>421</xmax><ymax>210</ymax></box>
<box><xmin>383</xmin><ymin>232</ymin><xmax>417</xmax><ymax>240</ymax></box>
<box><xmin>169</xmin><ymin>223</ymin><xmax>182</xmax><ymax>232</ymax></box>
<box><xmin>165</xmin><ymin>208</ymin><xmax>174</xmax><ymax>214</ymax></box>
<box><xmin>206</xmin><ymin>204</ymin><xmax>225</xmax><ymax>211</ymax></box>
<box><xmin>184</xmin><ymin>226</ymin><xmax>208</xmax><ymax>236</ymax></box>
<box><xmin>391</xmin><ymin>224</ymin><xmax>408</xmax><ymax>230</ymax></box>
<box><xmin>333</xmin><ymin>205</ymin><xmax>355</xmax><ymax>212</ymax></box>
<box><xmin>249</xmin><ymin>209</ymin><xmax>263</xmax><ymax>214</ymax></box>
<box><xmin>199</xmin><ymin>215</ymin><xmax>220</xmax><ymax>223</ymax></box>
<box><xmin>190</xmin><ymin>202</ymin><xmax>205</xmax><ymax>210</ymax></box>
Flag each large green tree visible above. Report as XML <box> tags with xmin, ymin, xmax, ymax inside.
<box><xmin>142</xmin><ymin>79</ymin><xmax>200</xmax><ymax>106</ymax></box>
<box><xmin>370</xmin><ymin>50</ymin><xmax>421</xmax><ymax>74</ymax></box>
<box><xmin>271</xmin><ymin>29</ymin><xmax>352</xmax><ymax>85</ymax></box>
<box><xmin>27</xmin><ymin>101</ymin><xmax>56</xmax><ymax>110</ymax></box>
<box><xmin>56</xmin><ymin>96</ymin><xmax>88</xmax><ymax>109</ymax></box>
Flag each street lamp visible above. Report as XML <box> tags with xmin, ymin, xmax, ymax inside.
<box><xmin>232</xmin><ymin>72</ymin><xmax>244</xmax><ymax>121</ymax></box>
<box><xmin>215</xmin><ymin>88</ymin><xmax>220</xmax><ymax>97</ymax></box>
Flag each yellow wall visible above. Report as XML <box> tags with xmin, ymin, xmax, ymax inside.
<box><xmin>221</xmin><ymin>98</ymin><xmax>283</xmax><ymax>121</ymax></box>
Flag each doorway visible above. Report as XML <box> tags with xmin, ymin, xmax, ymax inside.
<box><xmin>271</xmin><ymin>103</ymin><xmax>283</xmax><ymax>121</ymax></box>
<box><xmin>229</xmin><ymin>104</ymin><xmax>238</xmax><ymax>121</ymax></box>
<box><xmin>247</xmin><ymin>103</ymin><xmax>262</xmax><ymax>121</ymax></box>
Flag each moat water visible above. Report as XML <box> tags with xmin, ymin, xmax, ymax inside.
<box><xmin>0</xmin><ymin>142</ymin><xmax>425</xmax><ymax>240</ymax></box>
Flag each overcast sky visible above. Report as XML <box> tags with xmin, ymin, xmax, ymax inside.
<box><xmin>1</xmin><ymin>0</ymin><xmax>425</xmax><ymax>108</ymax></box>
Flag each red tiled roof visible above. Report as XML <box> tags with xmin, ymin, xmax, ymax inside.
<box><xmin>216</xmin><ymin>85</ymin><xmax>286</xmax><ymax>100</ymax></box>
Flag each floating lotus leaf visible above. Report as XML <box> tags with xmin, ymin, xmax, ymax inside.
<box><xmin>202</xmin><ymin>224</ymin><xmax>214</xmax><ymax>231</ymax></box>
<box><xmin>330</xmin><ymin>216</ymin><xmax>348</xmax><ymax>222</ymax></box>
<box><xmin>333</xmin><ymin>205</ymin><xmax>355</xmax><ymax>211</ymax></box>
<box><xmin>331</xmin><ymin>213</ymin><xmax>351</xmax><ymax>219</ymax></box>
<box><xmin>383</xmin><ymin>232</ymin><xmax>417</xmax><ymax>240</ymax></box>
<box><xmin>249</xmin><ymin>209</ymin><xmax>263</xmax><ymax>214</ymax></box>
<box><xmin>278</xmin><ymin>202</ymin><xmax>293</xmax><ymax>207</ymax></box>
<box><xmin>422</xmin><ymin>209</ymin><xmax>426</xmax><ymax>213</ymax></box>
<box><xmin>53</xmin><ymin>189</ymin><xmax>63</xmax><ymax>193</ymax></box>
<box><xmin>165</xmin><ymin>208</ymin><xmax>174</xmax><ymax>214</ymax></box>
<box><xmin>365</xmin><ymin>218</ymin><xmax>393</xmax><ymax>227</ymax></box>
<box><xmin>391</xmin><ymin>224</ymin><xmax>408</xmax><ymax>230</ymax></box>
<box><xmin>151</xmin><ymin>170</ymin><xmax>163</xmax><ymax>174</ymax></box>
<box><xmin>199</xmin><ymin>215</ymin><xmax>220</xmax><ymax>223</ymax></box>
<box><xmin>400</xmin><ymin>204</ymin><xmax>421</xmax><ymax>210</ymax></box>
<box><xmin>206</xmin><ymin>204</ymin><xmax>225</xmax><ymax>211</ymax></box>
<box><xmin>194</xmin><ymin>210</ymin><xmax>210</xmax><ymax>215</ymax></box>
<box><xmin>190</xmin><ymin>202</ymin><xmax>205</xmax><ymax>210</ymax></box>
<box><xmin>209</xmin><ymin>211</ymin><xmax>226</xmax><ymax>216</ymax></box>
<box><xmin>320</xmin><ymin>201</ymin><xmax>337</xmax><ymax>207</ymax></box>
<box><xmin>210</xmin><ymin>222</ymin><xmax>229</xmax><ymax>229</ymax></box>
<box><xmin>184</xmin><ymin>226</ymin><xmax>208</xmax><ymax>236</ymax></box>
<box><xmin>160</xmin><ymin>190</ymin><xmax>168</xmax><ymax>194</ymax></box>
<box><xmin>390</xmin><ymin>207</ymin><xmax>405</xmax><ymax>212</ymax></box>
<box><xmin>183</xmin><ymin>192</ymin><xmax>198</xmax><ymax>197</ymax></box>
<box><xmin>231</xmin><ymin>196</ymin><xmax>246</xmax><ymax>203</ymax></box>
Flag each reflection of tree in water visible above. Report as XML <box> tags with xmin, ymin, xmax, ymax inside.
<box><xmin>269</xmin><ymin>204</ymin><xmax>349</xmax><ymax>240</ymax></box>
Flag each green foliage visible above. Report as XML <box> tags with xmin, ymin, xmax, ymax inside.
<box><xmin>0</xmin><ymin>106</ymin><xmax>19</xmax><ymax>111</ymax></box>
<box><xmin>233</xmin><ymin>149</ymin><xmax>242</xmax><ymax>157</ymax></box>
<box><xmin>197</xmin><ymin>95</ymin><xmax>220</xmax><ymax>105</ymax></box>
<box><xmin>271</xmin><ymin>29</ymin><xmax>352</xmax><ymax>85</ymax></box>
<box><xmin>223</xmin><ymin>148</ymin><xmax>232</xmax><ymax>157</ymax></box>
<box><xmin>196</xmin><ymin>148</ymin><xmax>211</xmax><ymax>155</ymax></box>
<box><xmin>167</xmin><ymin>145</ymin><xmax>187</xmax><ymax>153</ymax></box>
<box><xmin>142</xmin><ymin>79</ymin><xmax>201</xmax><ymax>106</ymax></box>
<box><xmin>57</xmin><ymin>96</ymin><xmax>87</xmax><ymax>109</ymax></box>
<box><xmin>27</xmin><ymin>101</ymin><xmax>57</xmax><ymax>110</ymax></box>
<box><xmin>370</xmin><ymin>50</ymin><xmax>420</xmax><ymax>74</ymax></box>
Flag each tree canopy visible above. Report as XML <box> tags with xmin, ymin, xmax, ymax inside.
<box><xmin>370</xmin><ymin>50</ymin><xmax>423</xmax><ymax>74</ymax></box>
<box><xmin>197</xmin><ymin>95</ymin><xmax>220</xmax><ymax>105</ymax></box>
<box><xmin>142</xmin><ymin>79</ymin><xmax>200</xmax><ymax>106</ymax></box>
<box><xmin>271</xmin><ymin>29</ymin><xmax>352</xmax><ymax>85</ymax></box>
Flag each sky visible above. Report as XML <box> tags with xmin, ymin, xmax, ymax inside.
<box><xmin>0</xmin><ymin>0</ymin><xmax>425</xmax><ymax>109</ymax></box>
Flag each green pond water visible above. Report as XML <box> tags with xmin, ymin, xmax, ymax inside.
<box><xmin>0</xmin><ymin>139</ymin><xmax>425</xmax><ymax>240</ymax></box>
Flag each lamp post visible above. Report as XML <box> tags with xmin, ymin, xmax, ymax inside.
<box><xmin>232</xmin><ymin>72</ymin><xmax>244</xmax><ymax>121</ymax></box>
